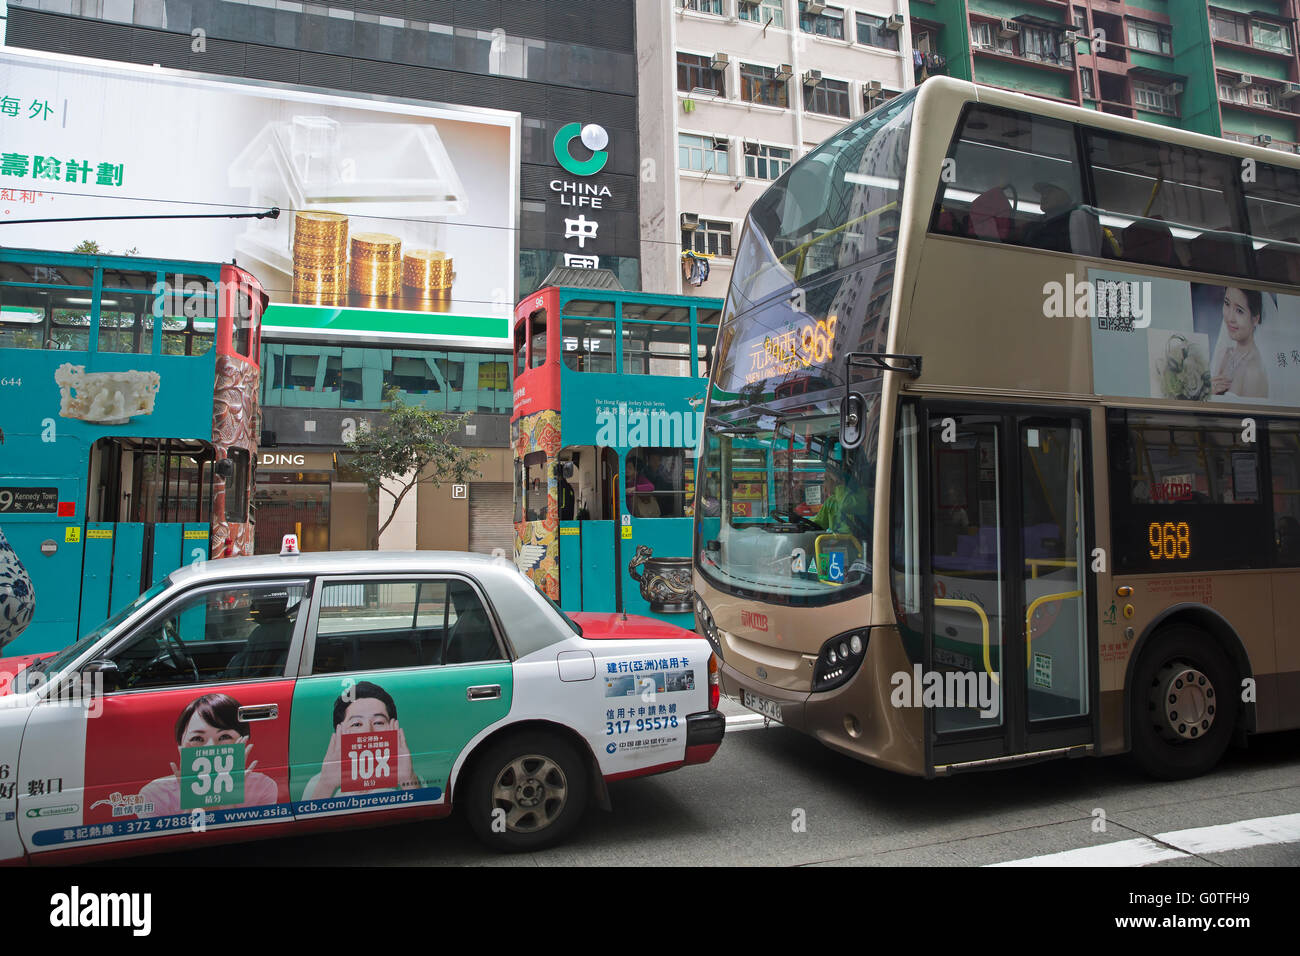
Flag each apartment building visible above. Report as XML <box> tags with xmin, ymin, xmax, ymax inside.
<box><xmin>639</xmin><ymin>0</ymin><xmax>914</xmax><ymax>296</ymax></box>
<box><xmin>910</xmin><ymin>0</ymin><xmax>1300</xmax><ymax>149</ymax></box>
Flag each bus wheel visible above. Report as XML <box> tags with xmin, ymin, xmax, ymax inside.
<box><xmin>464</xmin><ymin>732</ymin><xmax>589</xmax><ymax>852</ymax></box>
<box><xmin>1130</xmin><ymin>626</ymin><xmax>1237</xmax><ymax>780</ymax></box>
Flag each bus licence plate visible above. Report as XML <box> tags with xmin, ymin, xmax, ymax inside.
<box><xmin>742</xmin><ymin>690</ymin><xmax>782</xmax><ymax>723</ymax></box>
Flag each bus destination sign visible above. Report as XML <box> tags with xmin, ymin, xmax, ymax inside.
<box><xmin>0</xmin><ymin>487</ymin><xmax>59</xmax><ymax>514</ymax></box>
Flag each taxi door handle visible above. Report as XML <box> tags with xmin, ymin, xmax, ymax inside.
<box><xmin>467</xmin><ymin>685</ymin><xmax>501</xmax><ymax>701</ymax></box>
<box><xmin>237</xmin><ymin>704</ymin><xmax>279</xmax><ymax>721</ymax></box>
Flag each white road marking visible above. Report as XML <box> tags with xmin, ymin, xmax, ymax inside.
<box><xmin>989</xmin><ymin>812</ymin><xmax>1300</xmax><ymax>867</ymax></box>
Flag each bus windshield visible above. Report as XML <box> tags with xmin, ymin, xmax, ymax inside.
<box><xmin>734</xmin><ymin>89</ymin><xmax>915</xmax><ymax>308</ymax></box>
<box><xmin>697</xmin><ymin>386</ymin><xmax>881</xmax><ymax>605</ymax></box>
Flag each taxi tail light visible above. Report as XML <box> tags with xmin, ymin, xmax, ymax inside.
<box><xmin>708</xmin><ymin>653</ymin><xmax>720</xmax><ymax>710</ymax></box>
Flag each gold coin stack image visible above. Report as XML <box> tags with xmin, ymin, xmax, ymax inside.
<box><xmin>403</xmin><ymin>249</ymin><xmax>453</xmax><ymax>306</ymax></box>
<box><xmin>292</xmin><ymin>211</ymin><xmax>349</xmax><ymax>306</ymax></box>
<box><xmin>350</xmin><ymin>232</ymin><xmax>403</xmax><ymax>297</ymax></box>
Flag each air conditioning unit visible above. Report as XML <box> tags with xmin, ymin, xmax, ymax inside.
<box><xmin>805</xmin><ymin>0</ymin><xmax>827</xmax><ymax>14</ymax></box>
<box><xmin>802</xmin><ymin>69</ymin><xmax>822</xmax><ymax>86</ymax></box>
<box><xmin>884</xmin><ymin>14</ymin><xmax>905</xmax><ymax>32</ymax></box>
<box><xmin>998</xmin><ymin>18</ymin><xmax>1020</xmax><ymax>38</ymax></box>
<box><xmin>743</xmin><ymin>140</ymin><xmax>760</xmax><ymax>155</ymax></box>
<box><xmin>775</xmin><ymin>63</ymin><xmax>794</xmax><ymax>81</ymax></box>
<box><xmin>710</xmin><ymin>52</ymin><xmax>729</xmax><ymax>70</ymax></box>
<box><xmin>1256</xmin><ymin>133</ymin><xmax>1273</xmax><ymax>145</ymax></box>
<box><xmin>681</xmin><ymin>213</ymin><xmax>700</xmax><ymax>232</ymax></box>
<box><xmin>1166</xmin><ymin>81</ymin><xmax>1185</xmax><ymax>95</ymax></box>
<box><xmin>1234</xmin><ymin>73</ymin><xmax>1253</xmax><ymax>89</ymax></box>
<box><xmin>865</xmin><ymin>79</ymin><xmax>883</xmax><ymax>93</ymax></box>
<box><xmin>1063</xmin><ymin>30</ymin><xmax>1078</xmax><ymax>43</ymax></box>
<box><xmin>1280</xmin><ymin>82</ymin><xmax>1300</xmax><ymax>100</ymax></box>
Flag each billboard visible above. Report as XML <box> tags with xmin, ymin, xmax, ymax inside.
<box><xmin>0</xmin><ymin>49</ymin><xmax>519</xmax><ymax>346</ymax></box>
<box><xmin>1089</xmin><ymin>267</ymin><xmax>1300</xmax><ymax>407</ymax></box>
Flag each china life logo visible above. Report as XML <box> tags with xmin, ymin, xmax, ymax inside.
<box><xmin>552</xmin><ymin>122</ymin><xmax>610</xmax><ymax>267</ymax></box>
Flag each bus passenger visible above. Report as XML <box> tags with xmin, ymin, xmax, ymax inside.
<box><xmin>625</xmin><ymin>457</ymin><xmax>660</xmax><ymax>518</ymax></box>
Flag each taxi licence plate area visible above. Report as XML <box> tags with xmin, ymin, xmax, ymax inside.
<box><xmin>742</xmin><ymin>689</ymin><xmax>782</xmax><ymax>723</ymax></box>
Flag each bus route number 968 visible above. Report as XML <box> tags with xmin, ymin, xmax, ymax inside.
<box><xmin>1148</xmin><ymin>521</ymin><xmax>1190</xmax><ymax>560</ymax></box>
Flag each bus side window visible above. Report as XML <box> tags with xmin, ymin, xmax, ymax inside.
<box><xmin>931</xmin><ymin>105</ymin><xmax>1087</xmax><ymax>254</ymax></box>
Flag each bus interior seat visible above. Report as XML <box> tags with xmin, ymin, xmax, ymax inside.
<box><xmin>1189</xmin><ymin>229</ymin><xmax>1252</xmax><ymax>278</ymax></box>
<box><xmin>969</xmin><ymin>188</ymin><xmax>1015</xmax><ymax>243</ymax></box>
<box><xmin>1256</xmin><ymin>243</ymin><xmax>1300</xmax><ymax>285</ymax></box>
<box><xmin>935</xmin><ymin>207</ymin><xmax>970</xmax><ymax>238</ymax></box>
<box><xmin>1121</xmin><ymin>219</ymin><xmax>1178</xmax><ymax>268</ymax></box>
<box><xmin>1027</xmin><ymin>207</ymin><xmax>1103</xmax><ymax>257</ymax></box>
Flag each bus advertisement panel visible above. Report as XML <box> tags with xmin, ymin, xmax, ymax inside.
<box><xmin>0</xmin><ymin>48</ymin><xmax>518</xmax><ymax>347</ymax></box>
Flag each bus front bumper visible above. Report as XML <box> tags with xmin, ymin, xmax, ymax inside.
<box><xmin>719</xmin><ymin>659</ymin><xmax>810</xmax><ymax>731</ymax></box>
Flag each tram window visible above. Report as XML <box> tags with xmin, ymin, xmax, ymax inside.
<box><xmin>0</xmin><ymin>285</ymin><xmax>46</xmax><ymax>349</ymax></box>
<box><xmin>224</xmin><ymin>448</ymin><xmax>250</xmax><ymax>523</ymax></box>
<box><xmin>514</xmin><ymin>320</ymin><xmax>527</xmax><ymax>378</ymax></box>
<box><xmin>514</xmin><ymin>459</ymin><xmax>525</xmax><ymax>523</ymax></box>
<box><xmin>157</xmin><ymin>277</ymin><xmax>218</xmax><ymax>355</ymax></box>
<box><xmin>99</xmin><ymin>293</ymin><xmax>154</xmax><ymax>354</ymax></box>
<box><xmin>561</xmin><ymin>299</ymin><xmax>615</xmax><ymax>318</ymax></box>
<box><xmin>622</xmin><ymin>323</ymin><xmax>692</xmax><ymax>377</ymax></box>
<box><xmin>627</xmin><ymin>449</ymin><xmax>687</xmax><ymax>518</ymax></box>
<box><xmin>932</xmin><ymin>105</ymin><xmax>1093</xmax><ymax>255</ymax></box>
<box><xmin>561</xmin><ymin>318</ymin><xmax>614</xmax><ymax>373</ymax></box>
<box><xmin>524</xmin><ymin>451</ymin><xmax>548</xmax><ymax>521</ymax></box>
<box><xmin>51</xmin><ymin>308</ymin><xmax>92</xmax><ymax>351</ymax></box>
<box><xmin>529</xmin><ymin>308</ymin><xmax>547</xmax><ymax>369</ymax></box>
<box><xmin>233</xmin><ymin>291</ymin><xmax>254</xmax><ymax>358</ymax></box>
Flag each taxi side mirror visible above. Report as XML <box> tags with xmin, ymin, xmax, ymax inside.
<box><xmin>82</xmin><ymin>659</ymin><xmax>121</xmax><ymax>692</ymax></box>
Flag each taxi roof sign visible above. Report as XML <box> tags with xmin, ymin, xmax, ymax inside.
<box><xmin>280</xmin><ymin>534</ymin><xmax>300</xmax><ymax>555</ymax></box>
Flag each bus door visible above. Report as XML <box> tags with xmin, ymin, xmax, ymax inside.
<box><xmin>555</xmin><ymin>447</ymin><xmax>618</xmax><ymax>613</ymax></box>
<box><xmin>924</xmin><ymin>406</ymin><xmax>1093</xmax><ymax>769</ymax></box>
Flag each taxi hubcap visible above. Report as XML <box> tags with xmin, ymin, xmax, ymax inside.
<box><xmin>492</xmin><ymin>755</ymin><xmax>567</xmax><ymax>832</ymax></box>
<box><xmin>1153</xmin><ymin>663</ymin><xmax>1216</xmax><ymax>741</ymax></box>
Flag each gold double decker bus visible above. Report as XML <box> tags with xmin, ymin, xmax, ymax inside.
<box><xmin>694</xmin><ymin>76</ymin><xmax>1300</xmax><ymax>779</ymax></box>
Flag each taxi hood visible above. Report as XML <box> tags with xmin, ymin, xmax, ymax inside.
<box><xmin>0</xmin><ymin>652</ymin><xmax>54</xmax><ymax>696</ymax></box>
<box><xmin>570</xmin><ymin>613</ymin><xmax>697</xmax><ymax>641</ymax></box>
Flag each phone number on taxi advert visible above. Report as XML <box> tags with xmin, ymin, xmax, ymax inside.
<box><xmin>606</xmin><ymin>716</ymin><xmax>679</xmax><ymax>736</ymax></box>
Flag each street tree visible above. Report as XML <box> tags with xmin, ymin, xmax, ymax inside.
<box><xmin>344</xmin><ymin>386</ymin><xmax>483</xmax><ymax>540</ymax></box>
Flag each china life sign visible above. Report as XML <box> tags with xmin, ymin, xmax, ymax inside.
<box><xmin>550</xmin><ymin>121</ymin><xmax>613</xmax><ymax>268</ymax></box>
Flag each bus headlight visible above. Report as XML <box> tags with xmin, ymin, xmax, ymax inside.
<box><xmin>812</xmin><ymin>630</ymin><xmax>868</xmax><ymax>693</ymax></box>
<box><xmin>695</xmin><ymin>597</ymin><xmax>722</xmax><ymax>657</ymax></box>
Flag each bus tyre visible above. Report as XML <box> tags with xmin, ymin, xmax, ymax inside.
<box><xmin>1130</xmin><ymin>626</ymin><xmax>1237</xmax><ymax>780</ymax></box>
<box><xmin>465</xmin><ymin>732</ymin><xmax>589</xmax><ymax>852</ymax></box>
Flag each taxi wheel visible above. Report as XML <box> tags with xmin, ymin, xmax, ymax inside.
<box><xmin>465</xmin><ymin>732</ymin><xmax>589</xmax><ymax>852</ymax></box>
<box><xmin>1130</xmin><ymin>626</ymin><xmax>1237</xmax><ymax>780</ymax></box>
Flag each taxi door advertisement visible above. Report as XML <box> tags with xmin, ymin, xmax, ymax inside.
<box><xmin>289</xmin><ymin>667</ymin><xmax>511</xmax><ymax>819</ymax></box>
<box><xmin>18</xmin><ymin>682</ymin><xmax>295</xmax><ymax>856</ymax></box>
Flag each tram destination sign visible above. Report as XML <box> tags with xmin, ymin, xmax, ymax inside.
<box><xmin>0</xmin><ymin>487</ymin><xmax>58</xmax><ymax>514</ymax></box>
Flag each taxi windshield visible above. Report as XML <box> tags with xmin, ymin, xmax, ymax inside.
<box><xmin>20</xmin><ymin>577</ymin><xmax>172</xmax><ymax>690</ymax></box>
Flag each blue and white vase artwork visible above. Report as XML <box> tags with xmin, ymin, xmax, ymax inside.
<box><xmin>0</xmin><ymin>527</ymin><xmax>36</xmax><ymax>649</ymax></box>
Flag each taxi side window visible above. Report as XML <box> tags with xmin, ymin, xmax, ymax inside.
<box><xmin>312</xmin><ymin>579</ymin><xmax>503</xmax><ymax>675</ymax></box>
<box><xmin>105</xmin><ymin>582</ymin><xmax>305</xmax><ymax>691</ymax></box>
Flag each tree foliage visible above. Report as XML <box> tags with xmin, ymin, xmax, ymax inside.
<box><xmin>344</xmin><ymin>387</ymin><xmax>483</xmax><ymax>538</ymax></box>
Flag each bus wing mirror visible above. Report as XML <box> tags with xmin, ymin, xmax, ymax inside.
<box><xmin>841</xmin><ymin>391</ymin><xmax>866</xmax><ymax>450</ymax></box>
